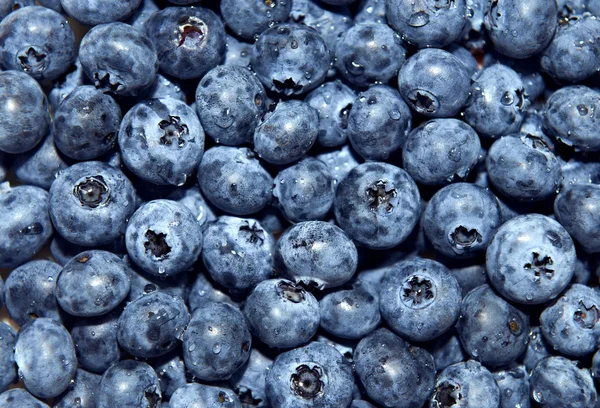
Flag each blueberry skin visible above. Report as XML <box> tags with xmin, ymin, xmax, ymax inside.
<box><xmin>224</xmin><ymin>35</ymin><xmax>252</xmax><ymax>68</ymax></box>
<box><xmin>540</xmin><ymin>284</ymin><xmax>600</xmax><ymax>357</ymax></box>
<box><xmin>0</xmin><ymin>323</ymin><xmax>16</xmax><ymax>393</ymax></box>
<box><xmin>334</xmin><ymin>162</ymin><xmax>421</xmax><ymax>250</ymax></box>
<box><xmin>13</xmin><ymin>133</ymin><xmax>69</xmax><ymax>190</ymax></box>
<box><xmin>254</xmin><ymin>100</ymin><xmax>319</xmax><ymax>165</ymax></box>
<box><xmin>221</xmin><ymin>0</ymin><xmax>291</xmax><ymax>40</ymax></box>
<box><xmin>398</xmin><ymin>48</ymin><xmax>471</xmax><ymax>118</ymax></box>
<box><xmin>276</xmin><ymin>221</ymin><xmax>358</xmax><ymax>289</ymax></box>
<box><xmin>48</xmin><ymin>58</ymin><xmax>88</xmax><ymax>112</ymax></box>
<box><xmin>0</xmin><ymin>186</ymin><xmax>52</xmax><ymax>269</ymax></box>
<box><xmin>319</xmin><ymin>280</ymin><xmax>380</xmax><ymax>340</ymax></box>
<box><xmin>305</xmin><ymin>81</ymin><xmax>355</xmax><ymax>148</ymax></box>
<box><xmin>79</xmin><ymin>22</ymin><xmax>158</xmax><ymax>96</ymax></box>
<box><xmin>197</xmin><ymin>146</ymin><xmax>273</xmax><ymax>215</ymax></box>
<box><xmin>170</xmin><ymin>383</ymin><xmax>242</xmax><ymax>408</ymax></box>
<box><xmin>0</xmin><ymin>277</ymin><xmax>4</xmax><ymax>311</ymax></box>
<box><xmin>0</xmin><ymin>389</ymin><xmax>49</xmax><ymax>408</ymax></box>
<box><xmin>315</xmin><ymin>144</ymin><xmax>361</xmax><ymax>187</ymax></box>
<box><xmin>195</xmin><ymin>65</ymin><xmax>266</xmax><ymax>146</ymax></box>
<box><xmin>117</xmin><ymin>292</ymin><xmax>189</xmax><ymax>358</ymax></box>
<box><xmin>457</xmin><ymin>284</ymin><xmax>530</xmax><ymax>367</ymax></box>
<box><xmin>486</xmin><ymin>135</ymin><xmax>561</xmax><ymax>202</ymax></box>
<box><xmin>0</xmin><ymin>0</ymin><xmax>34</xmax><ymax>20</ymax></box>
<box><xmin>540</xmin><ymin>15</ymin><xmax>600</xmax><ymax>84</ymax></box>
<box><xmin>145</xmin><ymin>7</ymin><xmax>226</xmax><ymax>80</ymax></box>
<box><xmin>54</xmin><ymin>369</ymin><xmax>101</xmax><ymax>408</ymax></box>
<box><xmin>151</xmin><ymin>352</ymin><xmax>187</xmax><ymax>400</ymax></box>
<box><xmin>484</xmin><ymin>0</ymin><xmax>557</xmax><ymax>59</ymax></box>
<box><xmin>555</xmin><ymin>184</ymin><xmax>600</xmax><ymax>253</ymax></box>
<box><xmin>429</xmin><ymin>360</ymin><xmax>500</xmax><ymax>408</ymax></box>
<box><xmin>4</xmin><ymin>260</ymin><xmax>62</xmax><ymax>326</ymax></box>
<box><xmin>386</xmin><ymin>0</ymin><xmax>467</xmax><ymax>48</ymax></box>
<box><xmin>137</xmin><ymin>73</ymin><xmax>187</xmax><ymax>103</ymax></box>
<box><xmin>560</xmin><ymin>158</ymin><xmax>600</xmax><ymax>188</ymax></box>
<box><xmin>521</xmin><ymin>326</ymin><xmax>552</xmax><ymax>372</ymax></box>
<box><xmin>244</xmin><ymin>279</ymin><xmax>320</xmax><ymax>349</ymax></box>
<box><xmin>0</xmin><ymin>7</ymin><xmax>75</xmax><ymax>81</ymax></box>
<box><xmin>289</xmin><ymin>0</ymin><xmax>353</xmax><ymax>51</ymax></box>
<box><xmin>251</xmin><ymin>23</ymin><xmax>331</xmax><ymax>96</ymax></box>
<box><xmin>53</xmin><ymin>85</ymin><xmax>121</xmax><ymax>160</ymax></box>
<box><xmin>334</xmin><ymin>22</ymin><xmax>406</xmax><ymax>88</ymax></box>
<box><xmin>49</xmin><ymin>161</ymin><xmax>136</xmax><ymax>247</ymax></box>
<box><xmin>450</xmin><ymin>264</ymin><xmax>488</xmax><ymax>297</ymax></box>
<box><xmin>266</xmin><ymin>342</ymin><xmax>354</xmax><ymax>408</ymax></box>
<box><xmin>347</xmin><ymin>85</ymin><xmax>412</xmax><ymax>161</ymax></box>
<box><xmin>188</xmin><ymin>272</ymin><xmax>237</xmax><ymax>311</ymax></box>
<box><xmin>127</xmin><ymin>263</ymin><xmax>191</xmax><ymax>303</ymax></box>
<box><xmin>60</xmin><ymin>0</ymin><xmax>141</xmax><ymax>26</ymax></box>
<box><xmin>544</xmin><ymin>86</ymin><xmax>600</xmax><ymax>152</ymax></box>
<box><xmin>355</xmin><ymin>0</ymin><xmax>387</xmax><ymax>24</ymax></box>
<box><xmin>70</xmin><ymin>311</ymin><xmax>121</xmax><ymax>373</ymax></box>
<box><xmin>125</xmin><ymin>199</ymin><xmax>203</xmax><ymax>276</ymax></box>
<box><xmin>229</xmin><ymin>347</ymin><xmax>272</xmax><ymax>407</ymax></box>
<box><xmin>167</xmin><ymin>185</ymin><xmax>216</xmax><ymax>228</ymax></box>
<box><xmin>381</xmin><ymin>258</ymin><xmax>462</xmax><ymax>342</ymax></box>
<box><xmin>96</xmin><ymin>360</ymin><xmax>162</xmax><ymax>408</ymax></box>
<box><xmin>403</xmin><ymin>119</ymin><xmax>481</xmax><ymax>186</ymax></box>
<box><xmin>493</xmin><ymin>365</ymin><xmax>530</xmax><ymax>408</ymax></box>
<box><xmin>351</xmin><ymin>401</ymin><xmax>376</xmax><ymax>408</ymax></box>
<box><xmin>0</xmin><ymin>70</ymin><xmax>50</xmax><ymax>154</ymax></box>
<box><xmin>530</xmin><ymin>356</ymin><xmax>597</xmax><ymax>408</ymax></box>
<box><xmin>426</xmin><ymin>330</ymin><xmax>466</xmax><ymax>372</ymax></box>
<box><xmin>592</xmin><ymin>349</ymin><xmax>600</xmax><ymax>379</ymax></box>
<box><xmin>273</xmin><ymin>158</ymin><xmax>335</xmax><ymax>223</ymax></box>
<box><xmin>14</xmin><ymin>318</ymin><xmax>77</xmax><ymax>398</ymax></box>
<box><xmin>354</xmin><ymin>328</ymin><xmax>435</xmax><ymax>408</ymax></box>
<box><xmin>464</xmin><ymin>64</ymin><xmax>529</xmax><ymax>139</ymax></box>
<box><xmin>448</xmin><ymin>44</ymin><xmax>479</xmax><ymax>78</ymax></box>
<box><xmin>183</xmin><ymin>302</ymin><xmax>251</xmax><ymax>381</ymax></box>
<box><xmin>55</xmin><ymin>250</ymin><xmax>131</xmax><ymax>317</ymax></box>
<box><xmin>119</xmin><ymin>98</ymin><xmax>205</xmax><ymax>186</ymax></box>
<box><xmin>126</xmin><ymin>0</ymin><xmax>159</xmax><ymax>31</ymax></box>
<box><xmin>202</xmin><ymin>216</ymin><xmax>274</xmax><ymax>294</ymax></box>
<box><xmin>424</xmin><ymin>183</ymin><xmax>502</xmax><ymax>258</ymax></box>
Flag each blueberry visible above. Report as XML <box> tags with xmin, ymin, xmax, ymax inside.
<box><xmin>0</xmin><ymin>70</ymin><xmax>50</xmax><ymax>154</ymax></box>
<box><xmin>54</xmin><ymin>369</ymin><xmax>101</xmax><ymax>408</ymax></box>
<box><xmin>403</xmin><ymin>119</ymin><xmax>481</xmax><ymax>186</ymax></box>
<box><xmin>48</xmin><ymin>58</ymin><xmax>88</xmax><ymax>112</ymax></box>
<box><xmin>319</xmin><ymin>280</ymin><xmax>381</xmax><ymax>340</ymax></box>
<box><xmin>202</xmin><ymin>216</ymin><xmax>274</xmax><ymax>294</ymax></box>
<box><xmin>464</xmin><ymin>64</ymin><xmax>529</xmax><ymax>139</ymax></box>
<box><xmin>355</xmin><ymin>0</ymin><xmax>387</xmax><ymax>24</ymax></box>
<box><xmin>290</xmin><ymin>0</ymin><xmax>353</xmax><ymax>51</ymax></box>
<box><xmin>0</xmin><ymin>0</ymin><xmax>34</xmax><ymax>20</ymax></box>
<box><xmin>138</xmin><ymin>73</ymin><xmax>187</xmax><ymax>103</ymax></box>
<box><xmin>560</xmin><ymin>158</ymin><xmax>600</xmax><ymax>188</ymax></box>
<box><xmin>351</xmin><ymin>401</ymin><xmax>376</xmax><ymax>408</ymax></box>
<box><xmin>266</xmin><ymin>342</ymin><xmax>354</xmax><ymax>408</ymax></box>
<box><xmin>0</xmin><ymin>323</ymin><xmax>17</xmax><ymax>393</ymax></box>
<box><xmin>0</xmin><ymin>389</ymin><xmax>49</xmax><ymax>408</ymax></box>
<box><xmin>14</xmin><ymin>318</ymin><xmax>77</xmax><ymax>398</ymax></box>
<box><xmin>221</xmin><ymin>0</ymin><xmax>291</xmax><ymax>40</ymax></box>
<box><xmin>188</xmin><ymin>272</ymin><xmax>237</xmax><ymax>311</ymax></box>
<box><xmin>251</xmin><ymin>23</ymin><xmax>331</xmax><ymax>96</ymax></box>
<box><xmin>96</xmin><ymin>360</ymin><xmax>162</xmax><ymax>408</ymax></box>
<box><xmin>493</xmin><ymin>365</ymin><xmax>530</xmax><ymax>408</ymax></box>
<box><xmin>398</xmin><ymin>48</ymin><xmax>471</xmax><ymax>118</ymax></box>
<box><xmin>167</xmin><ymin>185</ymin><xmax>216</xmax><ymax>228</ymax></box>
<box><xmin>521</xmin><ymin>326</ymin><xmax>553</xmax><ymax>372</ymax></box>
<box><xmin>429</xmin><ymin>360</ymin><xmax>501</xmax><ymax>408</ymax></box>
<box><xmin>195</xmin><ymin>65</ymin><xmax>266</xmax><ymax>146</ymax></box>
<box><xmin>426</xmin><ymin>329</ymin><xmax>467</xmax><ymax>372</ymax></box>
<box><xmin>170</xmin><ymin>383</ymin><xmax>241</xmax><ymax>408</ymax></box>
<box><xmin>0</xmin><ymin>186</ymin><xmax>52</xmax><ymax>268</ymax></box>
<box><xmin>197</xmin><ymin>146</ymin><xmax>273</xmax><ymax>215</ymax></box>
<box><xmin>151</xmin><ymin>352</ymin><xmax>187</xmax><ymax>401</ymax></box>
<box><xmin>55</xmin><ymin>250</ymin><xmax>131</xmax><ymax>317</ymax></box>
<box><xmin>592</xmin><ymin>349</ymin><xmax>600</xmax><ymax>379</ymax></box>
<box><xmin>354</xmin><ymin>328</ymin><xmax>435</xmax><ymax>408</ymax></box>
<box><xmin>449</xmin><ymin>264</ymin><xmax>488</xmax><ymax>296</ymax></box>
<box><xmin>456</xmin><ymin>284</ymin><xmax>529</xmax><ymax>366</ymax></box>
<box><xmin>70</xmin><ymin>310</ymin><xmax>122</xmax><ymax>373</ymax></box>
<box><xmin>335</xmin><ymin>22</ymin><xmax>406</xmax><ymax>88</ymax></box>
<box><xmin>79</xmin><ymin>22</ymin><xmax>158</xmax><ymax>96</ymax></box>
<box><xmin>254</xmin><ymin>100</ymin><xmax>319</xmax><ymax>165</ymax></box>
<box><xmin>48</xmin><ymin>161</ymin><xmax>136</xmax><ymax>247</ymax></box>
<box><xmin>334</xmin><ymin>162</ymin><xmax>421</xmax><ymax>250</ymax></box>
<box><xmin>125</xmin><ymin>199</ymin><xmax>203</xmax><ymax>276</ymax></box>
<box><xmin>13</xmin><ymin>132</ymin><xmax>69</xmax><ymax>190</ymax></box>
<box><xmin>224</xmin><ymin>34</ymin><xmax>252</xmax><ymax>68</ymax></box>
<box><xmin>530</xmin><ymin>356</ymin><xmax>597</xmax><ymax>408</ymax></box>
<box><xmin>126</xmin><ymin>0</ymin><xmax>159</xmax><ymax>31</ymax></box>
<box><xmin>555</xmin><ymin>184</ymin><xmax>600</xmax><ymax>253</ymax></box>
<box><xmin>183</xmin><ymin>302</ymin><xmax>251</xmax><ymax>381</ymax></box>
<box><xmin>544</xmin><ymin>85</ymin><xmax>600</xmax><ymax>152</ymax></box>
<box><xmin>61</xmin><ymin>0</ymin><xmax>141</xmax><ymax>26</ymax></box>
<box><xmin>275</xmin><ymin>221</ymin><xmax>358</xmax><ymax>289</ymax></box>
<box><xmin>386</xmin><ymin>0</ymin><xmax>467</xmax><ymax>48</ymax></box>
<box><xmin>53</xmin><ymin>85</ymin><xmax>121</xmax><ymax>160</ymax></box>
<box><xmin>127</xmin><ymin>263</ymin><xmax>191</xmax><ymax>303</ymax></box>
<box><xmin>447</xmin><ymin>44</ymin><xmax>479</xmax><ymax>78</ymax></box>
<box><xmin>229</xmin><ymin>347</ymin><xmax>272</xmax><ymax>407</ymax></box>
<box><xmin>273</xmin><ymin>158</ymin><xmax>335</xmax><ymax>223</ymax></box>
<box><xmin>244</xmin><ymin>279</ymin><xmax>320</xmax><ymax>349</ymax></box>
<box><xmin>540</xmin><ymin>283</ymin><xmax>600</xmax><ymax>357</ymax></box>
<box><xmin>0</xmin><ymin>6</ymin><xmax>76</xmax><ymax>80</ymax></box>
<box><xmin>145</xmin><ymin>7</ymin><xmax>226</xmax><ymax>80</ymax></box>
<box><xmin>381</xmin><ymin>258</ymin><xmax>462</xmax><ymax>342</ymax></box>
<box><xmin>315</xmin><ymin>145</ymin><xmax>361</xmax><ymax>187</ymax></box>
<box><xmin>347</xmin><ymin>85</ymin><xmax>412</xmax><ymax>161</ymax></box>
<box><xmin>119</xmin><ymin>98</ymin><xmax>205</xmax><ymax>186</ymax></box>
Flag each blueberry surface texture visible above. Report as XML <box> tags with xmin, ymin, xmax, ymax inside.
<box><xmin>96</xmin><ymin>360</ymin><xmax>161</xmax><ymax>408</ymax></box>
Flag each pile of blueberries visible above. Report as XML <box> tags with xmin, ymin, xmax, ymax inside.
<box><xmin>2</xmin><ymin>0</ymin><xmax>600</xmax><ymax>407</ymax></box>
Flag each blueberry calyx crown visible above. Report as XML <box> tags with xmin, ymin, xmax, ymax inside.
<box><xmin>524</xmin><ymin>252</ymin><xmax>554</xmax><ymax>282</ymax></box>
<box><xmin>433</xmin><ymin>380</ymin><xmax>462</xmax><ymax>408</ymax></box>
<box><xmin>290</xmin><ymin>364</ymin><xmax>324</xmax><ymax>399</ymax></box>
<box><xmin>237</xmin><ymin>387</ymin><xmax>262</xmax><ymax>405</ymax></box>
<box><xmin>144</xmin><ymin>230</ymin><xmax>171</xmax><ymax>260</ymax></box>
<box><xmin>574</xmin><ymin>300</ymin><xmax>599</xmax><ymax>329</ymax></box>
<box><xmin>17</xmin><ymin>47</ymin><xmax>47</xmax><ymax>74</ymax></box>
<box><xmin>277</xmin><ymin>281</ymin><xmax>305</xmax><ymax>303</ymax></box>
<box><xmin>144</xmin><ymin>387</ymin><xmax>161</xmax><ymax>408</ymax></box>
<box><xmin>272</xmin><ymin>78</ymin><xmax>303</xmax><ymax>95</ymax></box>
<box><xmin>74</xmin><ymin>175</ymin><xmax>110</xmax><ymax>208</ymax></box>
<box><xmin>402</xmin><ymin>275</ymin><xmax>436</xmax><ymax>308</ymax></box>
<box><xmin>408</xmin><ymin>90</ymin><xmax>438</xmax><ymax>114</ymax></box>
<box><xmin>93</xmin><ymin>72</ymin><xmax>121</xmax><ymax>93</ymax></box>
<box><xmin>366</xmin><ymin>180</ymin><xmax>397</xmax><ymax>213</ymax></box>
<box><xmin>158</xmin><ymin>115</ymin><xmax>188</xmax><ymax>147</ymax></box>
<box><xmin>177</xmin><ymin>16</ymin><xmax>206</xmax><ymax>48</ymax></box>
<box><xmin>451</xmin><ymin>226</ymin><xmax>482</xmax><ymax>248</ymax></box>
<box><xmin>238</xmin><ymin>221</ymin><xmax>265</xmax><ymax>245</ymax></box>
